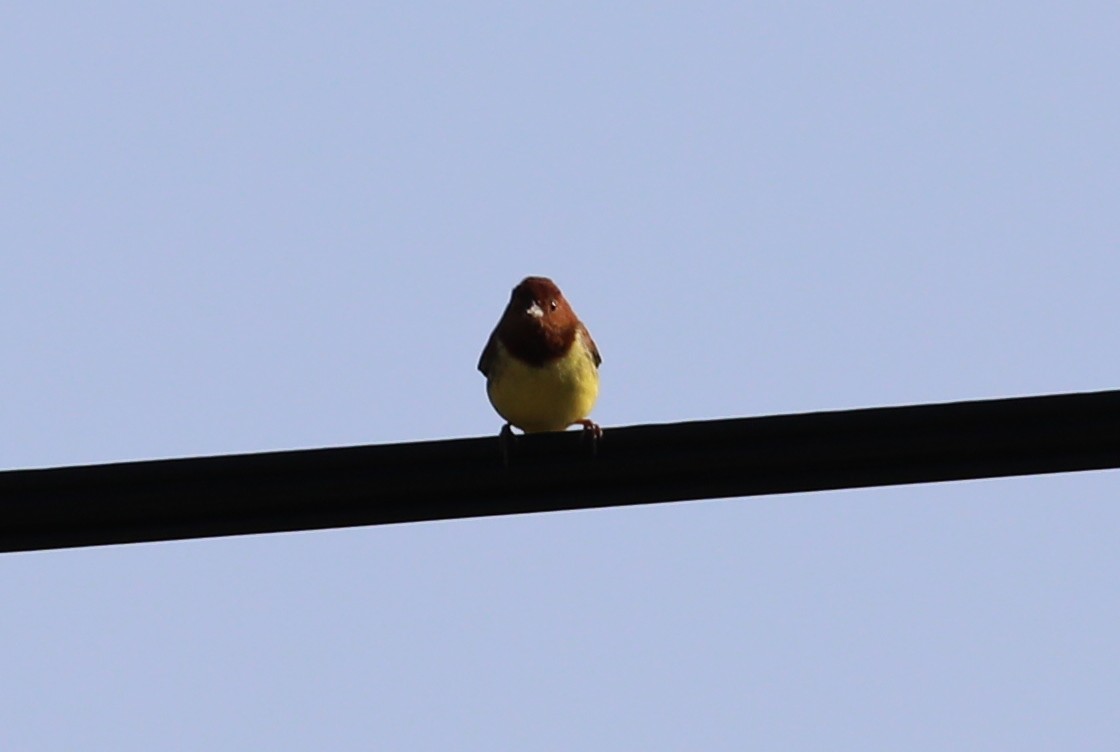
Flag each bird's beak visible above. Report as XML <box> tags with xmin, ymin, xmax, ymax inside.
<box><xmin>526</xmin><ymin>302</ymin><xmax>544</xmax><ymax>319</ymax></box>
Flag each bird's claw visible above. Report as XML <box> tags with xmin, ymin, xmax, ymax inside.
<box><xmin>576</xmin><ymin>419</ymin><xmax>602</xmax><ymax>454</ymax></box>
<box><xmin>499</xmin><ymin>423</ymin><xmax>515</xmax><ymax>466</ymax></box>
<box><xmin>576</xmin><ymin>419</ymin><xmax>603</xmax><ymax>439</ymax></box>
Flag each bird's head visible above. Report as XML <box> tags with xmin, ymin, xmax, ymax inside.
<box><xmin>508</xmin><ymin>276</ymin><xmax>575</xmax><ymax>326</ymax></box>
<box><xmin>497</xmin><ymin>276</ymin><xmax>580</xmax><ymax>363</ymax></box>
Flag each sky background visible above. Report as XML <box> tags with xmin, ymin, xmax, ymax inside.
<box><xmin>2</xmin><ymin>1</ymin><xmax>1118</xmax><ymax>748</ymax></box>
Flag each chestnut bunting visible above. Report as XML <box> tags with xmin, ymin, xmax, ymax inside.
<box><xmin>478</xmin><ymin>277</ymin><xmax>601</xmax><ymax>435</ymax></box>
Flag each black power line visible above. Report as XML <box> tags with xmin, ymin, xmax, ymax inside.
<box><xmin>3</xmin><ymin>389</ymin><xmax>1119</xmax><ymax>553</ymax></box>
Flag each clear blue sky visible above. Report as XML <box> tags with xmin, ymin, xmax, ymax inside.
<box><xmin>3</xmin><ymin>2</ymin><xmax>1118</xmax><ymax>748</ymax></box>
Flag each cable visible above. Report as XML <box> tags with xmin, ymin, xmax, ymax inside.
<box><xmin>3</xmin><ymin>389</ymin><xmax>1119</xmax><ymax>553</ymax></box>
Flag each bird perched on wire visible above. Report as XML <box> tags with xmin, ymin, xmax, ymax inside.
<box><xmin>478</xmin><ymin>276</ymin><xmax>602</xmax><ymax>437</ymax></box>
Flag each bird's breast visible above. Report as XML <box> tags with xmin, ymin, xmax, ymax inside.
<box><xmin>486</xmin><ymin>334</ymin><xmax>599</xmax><ymax>433</ymax></box>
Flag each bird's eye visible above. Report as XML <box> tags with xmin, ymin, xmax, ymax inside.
<box><xmin>549</xmin><ymin>300</ymin><xmax>558</xmax><ymax>311</ymax></box>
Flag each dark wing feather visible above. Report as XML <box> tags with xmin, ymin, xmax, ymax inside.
<box><xmin>579</xmin><ymin>323</ymin><xmax>602</xmax><ymax>368</ymax></box>
<box><xmin>477</xmin><ymin>328</ymin><xmax>500</xmax><ymax>376</ymax></box>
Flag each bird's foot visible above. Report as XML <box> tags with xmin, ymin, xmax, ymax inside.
<box><xmin>575</xmin><ymin>419</ymin><xmax>603</xmax><ymax>439</ymax></box>
<box><xmin>575</xmin><ymin>419</ymin><xmax>602</xmax><ymax>455</ymax></box>
<box><xmin>499</xmin><ymin>423</ymin><xmax>516</xmax><ymax>466</ymax></box>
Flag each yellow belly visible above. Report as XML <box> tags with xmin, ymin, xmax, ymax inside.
<box><xmin>486</xmin><ymin>338</ymin><xmax>599</xmax><ymax>433</ymax></box>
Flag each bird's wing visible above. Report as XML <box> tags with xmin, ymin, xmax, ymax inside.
<box><xmin>477</xmin><ymin>329</ymin><xmax>500</xmax><ymax>376</ymax></box>
<box><xmin>580</xmin><ymin>323</ymin><xmax>602</xmax><ymax>368</ymax></box>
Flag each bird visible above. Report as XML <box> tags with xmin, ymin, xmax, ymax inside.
<box><xmin>478</xmin><ymin>276</ymin><xmax>601</xmax><ymax>436</ymax></box>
